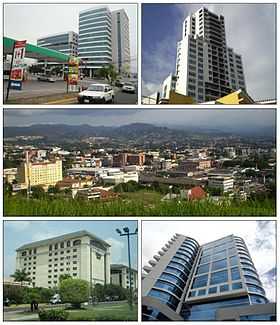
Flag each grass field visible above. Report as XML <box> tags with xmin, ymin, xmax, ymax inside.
<box><xmin>67</xmin><ymin>302</ymin><xmax>137</xmax><ymax>321</ymax></box>
<box><xmin>4</xmin><ymin>193</ymin><xmax>275</xmax><ymax>216</ymax></box>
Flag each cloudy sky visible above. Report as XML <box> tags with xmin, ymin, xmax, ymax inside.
<box><xmin>4</xmin><ymin>109</ymin><xmax>276</xmax><ymax>134</ymax></box>
<box><xmin>4</xmin><ymin>3</ymin><xmax>137</xmax><ymax>72</ymax></box>
<box><xmin>142</xmin><ymin>4</ymin><xmax>276</xmax><ymax>100</ymax></box>
<box><xmin>142</xmin><ymin>220</ymin><xmax>276</xmax><ymax>302</ymax></box>
<box><xmin>4</xmin><ymin>220</ymin><xmax>138</xmax><ymax>278</ymax></box>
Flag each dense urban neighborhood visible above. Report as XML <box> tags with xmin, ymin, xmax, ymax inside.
<box><xmin>4</xmin><ymin>122</ymin><xmax>276</xmax><ymax>216</ymax></box>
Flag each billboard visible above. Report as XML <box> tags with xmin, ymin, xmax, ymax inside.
<box><xmin>9</xmin><ymin>40</ymin><xmax>27</xmax><ymax>90</ymax></box>
<box><xmin>68</xmin><ymin>56</ymin><xmax>79</xmax><ymax>92</ymax></box>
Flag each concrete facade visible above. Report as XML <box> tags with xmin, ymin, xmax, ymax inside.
<box><xmin>110</xmin><ymin>264</ymin><xmax>138</xmax><ymax>289</ymax></box>
<box><xmin>16</xmin><ymin>230</ymin><xmax>111</xmax><ymax>289</ymax></box>
<box><xmin>175</xmin><ymin>7</ymin><xmax>246</xmax><ymax>103</ymax></box>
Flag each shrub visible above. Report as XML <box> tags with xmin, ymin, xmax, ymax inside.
<box><xmin>38</xmin><ymin>309</ymin><xmax>69</xmax><ymax>321</ymax></box>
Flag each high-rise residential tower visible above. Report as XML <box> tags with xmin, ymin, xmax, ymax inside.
<box><xmin>112</xmin><ymin>9</ymin><xmax>130</xmax><ymax>74</ymax></box>
<box><xmin>175</xmin><ymin>7</ymin><xmax>246</xmax><ymax>103</ymax></box>
<box><xmin>78</xmin><ymin>6</ymin><xmax>130</xmax><ymax>77</ymax></box>
<box><xmin>142</xmin><ymin>234</ymin><xmax>275</xmax><ymax>321</ymax></box>
<box><xmin>16</xmin><ymin>231</ymin><xmax>111</xmax><ymax>289</ymax></box>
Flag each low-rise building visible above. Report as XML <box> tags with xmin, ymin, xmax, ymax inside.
<box><xmin>102</xmin><ymin>171</ymin><xmax>139</xmax><ymax>185</ymax></box>
<box><xmin>3</xmin><ymin>168</ymin><xmax>18</xmax><ymax>183</ymax></box>
<box><xmin>208</xmin><ymin>176</ymin><xmax>234</xmax><ymax>193</ymax></box>
<box><xmin>111</xmin><ymin>264</ymin><xmax>138</xmax><ymax>289</ymax></box>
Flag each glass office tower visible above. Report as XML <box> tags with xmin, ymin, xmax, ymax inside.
<box><xmin>142</xmin><ymin>234</ymin><xmax>276</xmax><ymax>321</ymax></box>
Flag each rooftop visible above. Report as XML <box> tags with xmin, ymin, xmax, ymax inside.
<box><xmin>16</xmin><ymin>230</ymin><xmax>110</xmax><ymax>251</ymax></box>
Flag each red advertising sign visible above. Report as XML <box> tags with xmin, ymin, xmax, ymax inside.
<box><xmin>9</xmin><ymin>40</ymin><xmax>27</xmax><ymax>90</ymax></box>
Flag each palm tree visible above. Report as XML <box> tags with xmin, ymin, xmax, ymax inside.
<box><xmin>97</xmin><ymin>64</ymin><xmax>118</xmax><ymax>84</ymax></box>
<box><xmin>11</xmin><ymin>269</ymin><xmax>32</xmax><ymax>286</ymax></box>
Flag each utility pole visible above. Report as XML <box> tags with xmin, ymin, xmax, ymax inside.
<box><xmin>116</xmin><ymin>227</ymin><xmax>137</xmax><ymax>310</ymax></box>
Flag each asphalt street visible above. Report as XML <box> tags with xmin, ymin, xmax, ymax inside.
<box><xmin>4</xmin><ymin>78</ymin><xmax>138</xmax><ymax>104</ymax></box>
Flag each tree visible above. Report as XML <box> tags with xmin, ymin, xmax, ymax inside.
<box><xmin>4</xmin><ymin>182</ymin><xmax>12</xmax><ymax>196</ymax></box>
<box><xmin>10</xmin><ymin>269</ymin><xmax>31</xmax><ymax>286</ymax></box>
<box><xmin>48</xmin><ymin>186</ymin><xmax>60</xmax><ymax>194</ymax></box>
<box><xmin>59</xmin><ymin>274</ymin><xmax>72</xmax><ymax>283</ymax></box>
<box><xmin>59</xmin><ymin>278</ymin><xmax>89</xmax><ymax>308</ymax></box>
<box><xmin>31</xmin><ymin>186</ymin><xmax>46</xmax><ymax>199</ymax></box>
<box><xmin>97</xmin><ymin>64</ymin><xmax>118</xmax><ymax>84</ymax></box>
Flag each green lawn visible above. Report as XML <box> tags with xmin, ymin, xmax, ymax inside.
<box><xmin>4</xmin><ymin>194</ymin><xmax>275</xmax><ymax>216</ymax></box>
<box><xmin>67</xmin><ymin>303</ymin><xmax>137</xmax><ymax>321</ymax></box>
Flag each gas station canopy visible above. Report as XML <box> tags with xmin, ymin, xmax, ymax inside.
<box><xmin>4</xmin><ymin>36</ymin><xmax>70</xmax><ymax>63</ymax></box>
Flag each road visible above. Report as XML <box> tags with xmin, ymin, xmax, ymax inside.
<box><xmin>4</xmin><ymin>78</ymin><xmax>138</xmax><ymax>104</ymax></box>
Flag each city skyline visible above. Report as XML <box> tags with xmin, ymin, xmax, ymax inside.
<box><xmin>4</xmin><ymin>220</ymin><xmax>138</xmax><ymax>278</ymax></box>
<box><xmin>142</xmin><ymin>220</ymin><xmax>276</xmax><ymax>302</ymax></box>
<box><xmin>4</xmin><ymin>3</ymin><xmax>138</xmax><ymax>72</ymax></box>
<box><xmin>142</xmin><ymin>4</ymin><xmax>276</xmax><ymax>100</ymax></box>
<box><xmin>4</xmin><ymin>109</ymin><xmax>276</xmax><ymax>133</ymax></box>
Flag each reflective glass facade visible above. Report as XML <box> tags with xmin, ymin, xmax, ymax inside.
<box><xmin>79</xmin><ymin>7</ymin><xmax>112</xmax><ymax>73</ymax></box>
<box><xmin>142</xmin><ymin>234</ymin><xmax>272</xmax><ymax>321</ymax></box>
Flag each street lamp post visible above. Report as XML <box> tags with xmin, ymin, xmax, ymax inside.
<box><xmin>116</xmin><ymin>227</ymin><xmax>137</xmax><ymax>310</ymax></box>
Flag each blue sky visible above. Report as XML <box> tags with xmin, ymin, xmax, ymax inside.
<box><xmin>142</xmin><ymin>4</ymin><xmax>276</xmax><ymax>100</ymax></box>
<box><xmin>4</xmin><ymin>220</ymin><xmax>138</xmax><ymax>277</ymax></box>
<box><xmin>142</xmin><ymin>220</ymin><xmax>276</xmax><ymax>302</ymax></box>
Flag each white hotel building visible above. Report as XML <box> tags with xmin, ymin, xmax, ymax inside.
<box><xmin>165</xmin><ymin>7</ymin><xmax>246</xmax><ymax>103</ymax></box>
<box><xmin>16</xmin><ymin>231</ymin><xmax>111</xmax><ymax>288</ymax></box>
<box><xmin>78</xmin><ymin>6</ymin><xmax>130</xmax><ymax>77</ymax></box>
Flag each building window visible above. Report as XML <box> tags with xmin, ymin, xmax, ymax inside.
<box><xmin>231</xmin><ymin>267</ymin><xmax>241</xmax><ymax>281</ymax></box>
<box><xmin>220</xmin><ymin>284</ymin><xmax>229</xmax><ymax>292</ymax></box>
<box><xmin>196</xmin><ymin>263</ymin><xmax>210</xmax><ymax>275</ymax></box>
<box><xmin>212</xmin><ymin>258</ymin><xmax>227</xmax><ymax>271</ymax></box>
<box><xmin>55</xmin><ymin>244</ymin><xmax>58</xmax><ymax>250</ymax></box>
<box><xmin>22</xmin><ymin>251</ymin><xmax>27</xmax><ymax>257</ymax></box>
<box><xmin>210</xmin><ymin>270</ymin><xmax>228</xmax><ymax>285</ymax></box>
<box><xmin>192</xmin><ymin>274</ymin><xmax>208</xmax><ymax>288</ymax></box>
<box><xmin>60</xmin><ymin>242</ymin><xmax>64</xmax><ymax>249</ymax></box>
<box><xmin>208</xmin><ymin>286</ymin><xmax>217</xmax><ymax>294</ymax></box>
<box><xmin>67</xmin><ymin>241</ymin><xmax>71</xmax><ymax>247</ymax></box>
<box><xmin>232</xmin><ymin>282</ymin><xmax>243</xmax><ymax>290</ymax></box>
<box><xmin>197</xmin><ymin>289</ymin><xmax>206</xmax><ymax>296</ymax></box>
<box><xmin>73</xmin><ymin>240</ymin><xmax>81</xmax><ymax>246</ymax></box>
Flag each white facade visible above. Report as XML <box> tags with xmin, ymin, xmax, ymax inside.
<box><xmin>175</xmin><ymin>7</ymin><xmax>246</xmax><ymax>103</ymax></box>
<box><xmin>16</xmin><ymin>231</ymin><xmax>111</xmax><ymax>289</ymax></box>
<box><xmin>111</xmin><ymin>264</ymin><xmax>138</xmax><ymax>289</ymax></box>
<box><xmin>102</xmin><ymin>171</ymin><xmax>139</xmax><ymax>185</ymax></box>
<box><xmin>112</xmin><ymin>9</ymin><xmax>130</xmax><ymax>74</ymax></box>
<box><xmin>208</xmin><ymin>176</ymin><xmax>234</xmax><ymax>192</ymax></box>
<box><xmin>161</xmin><ymin>74</ymin><xmax>177</xmax><ymax>100</ymax></box>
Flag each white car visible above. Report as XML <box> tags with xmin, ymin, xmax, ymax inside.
<box><xmin>122</xmin><ymin>82</ymin><xmax>136</xmax><ymax>93</ymax></box>
<box><xmin>78</xmin><ymin>84</ymin><xmax>114</xmax><ymax>104</ymax></box>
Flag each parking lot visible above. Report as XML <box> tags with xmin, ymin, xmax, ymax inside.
<box><xmin>3</xmin><ymin>78</ymin><xmax>138</xmax><ymax>105</ymax></box>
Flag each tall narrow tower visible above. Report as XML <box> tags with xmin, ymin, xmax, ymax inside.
<box><xmin>175</xmin><ymin>7</ymin><xmax>246</xmax><ymax>103</ymax></box>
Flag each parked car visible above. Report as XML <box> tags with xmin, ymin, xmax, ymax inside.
<box><xmin>115</xmin><ymin>79</ymin><xmax>124</xmax><ymax>87</ymax></box>
<box><xmin>37</xmin><ymin>75</ymin><xmax>56</xmax><ymax>82</ymax></box>
<box><xmin>78</xmin><ymin>84</ymin><xmax>114</xmax><ymax>104</ymax></box>
<box><xmin>122</xmin><ymin>82</ymin><xmax>136</xmax><ymax>93</ymax></box>
<box><xmin>4</xmin><ymin>298</ymin><xmax>10</xmax><ymax>307</ymax></box>
<box><xmin>49</xmin><ymin>294</ymin><xmax>61</xmax><ymax>305</ymax></box>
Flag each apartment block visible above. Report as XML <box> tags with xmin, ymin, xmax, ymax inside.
<box><xmin>111</xmin><ymin>264</ymin><xmax>138</xmax><ymax>289</ymax></box>
<box><xmin>142</xmin><ymin>234</ymin><xmax>275</xmax><ymax>321</ymax></box>
<box><xmin>112</xmin><ymin>9</ymin><xmax>130</xmax><ymax>74</ymax></box>
<box><xmin>175</xmin><ymin>7</ymin><xmax>246</xmax><ymax>103</ymax></box>
<box><xmin>16</xmin><ymin>231</ymin><xmax>111</xmax><ymax>289</ymax></box>
<box><xmin>37</xmin><ymin>31</ymin><xmax>78</xmax><ymax>57</ymax></box>
<box><xmin>17</xmin><ymin>159</ymin><xmax>63</xmax><ymax>188</ymax></box>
